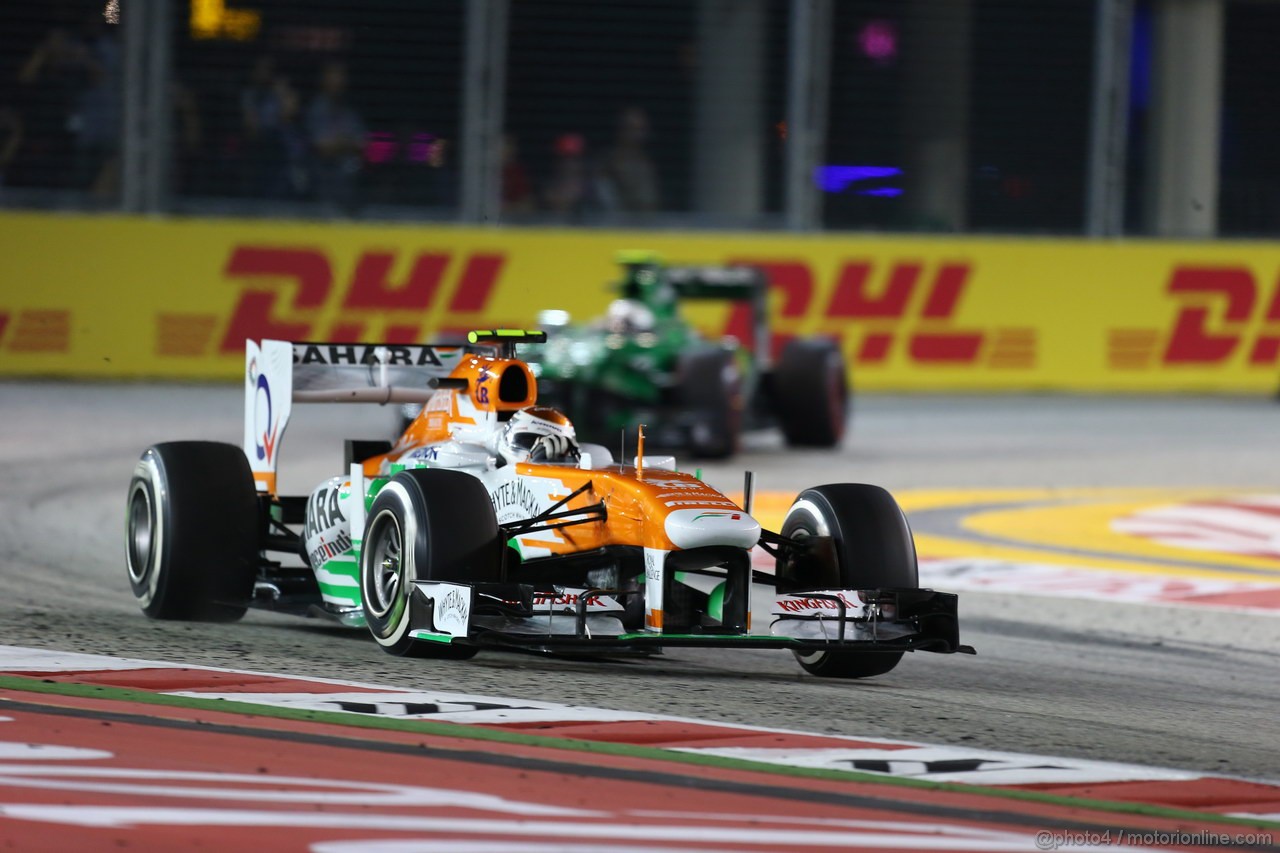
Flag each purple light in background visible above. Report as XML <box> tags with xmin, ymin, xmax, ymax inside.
<box><xmin>814</xmin><ymin>165</ymin><xmax>902</xmax><ymax>193</ymax></box>
<box><xmin>857</xmin><ymin>19</ymin><xmax>898</xmax><ymax>63</ymax></box>
<box><xmin>406</xmin><ymin>133</ymin><xmax>437</xmax><ymax>163</ymax></box>
<box><xmin>857</xmin><ymin>187</ymin><xmax>904</xmax><ymax>197</ymax></box>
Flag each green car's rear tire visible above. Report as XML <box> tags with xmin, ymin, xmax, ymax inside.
<box><xmin>125</xmin><ymin>442</ymin><xmax>260</xmax><ymax>622</ymax></box>
<box><xmin>783</xmin><ymin>484</ymin><xmax>917</xmax><ymax>679</ymax></box>
<box><xmin>360</xmin><ymin>469</ymin><xmax>503</xmax><ymax>658</ymax></box>
<box><xmin>773</xmin><ymin>339</ymin><xmax>849</xmax><ymax>447</ymax></box>
<box><xmin>679</xmin><ymin>347</ymin><xmax>743</xmax><ymax>459</ymax></box>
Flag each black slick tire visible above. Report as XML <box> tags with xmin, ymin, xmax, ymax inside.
<box><xmin>360</xmin><ymin>468</ymin><xmax>502</xmax><ymax>658</ymax></box>
<box><xmin>125</xmin><ymin>441</ymin><xmax>260</xmax><ymax>622</ymax></box>
<box><xmin>773</xmin><ymin>339</ymin><xmax>849</xmax><ymax>447</ymax></box>
<box><xmin>678</xmin><ymin>347</ymin><xmax>743</xmax><ymax>459</ymax></box>
<box><xmin>782</xmin><ymin>484</ymin><xmax>917</xmax><ymax>679</ymax></box>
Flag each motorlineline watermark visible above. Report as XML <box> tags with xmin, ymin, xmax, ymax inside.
<box><xmin>1035</xmin><ymin>829</ymin><xmax>1274</xmax><ymax>850</ymax></box>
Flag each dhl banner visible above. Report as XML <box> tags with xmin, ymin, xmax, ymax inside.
<box><xmin>3</xmin><ymin>211</ymin><xmax>1280</xmax><ymax>391</ymax></box>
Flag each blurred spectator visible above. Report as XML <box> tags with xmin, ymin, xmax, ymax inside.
<box><xmin>600</xmin><ymin>105</ymin><xmax>660</xmax><ymax>213</ymax></box>
<box><xmin>70</xmin><ymin>15</ymin><xmax>122</xmax><ymax>198</ymax></box>
<box><xmin>16</xmin><ymin>16</ymin><xmax>121</xmax><ymax>194</ymax></box>
<box><xmin>501</xmin><ymin>133</ymin><xmax>535</xmax><ymax>215</ymax></box>
<box><xmin>0</xmin><ymin>106</ymin><xmax>22</xmax><ymax>189</ymax></box>
<box><xmin>170</xmin><ymin>81</ymin><xmax>204</xmax><ymax>196</ymax></box>
<box><xmin>543</xmin><ymin>132</ymin><xmax>602</xmax><ymax>221</ymax></box>
<box><xmin>239</xmin><ymin>58</ymin><xmax>308</xmax><ymax>199</ymax></box>
<box><xmin>307</xmin><ymin>61</ymin><xmax>365</xmax><ymax>211</ymax></box>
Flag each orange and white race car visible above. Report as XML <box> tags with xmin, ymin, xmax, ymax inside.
<box><xmin>125</xmin><ymin>331</ymin><xmax>971</xmax><ymax>678</ymax></box>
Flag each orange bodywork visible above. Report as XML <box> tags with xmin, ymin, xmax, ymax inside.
<box><xmin>363</xmin><ymin>350</ymin><xmax>744</xmax><ymax>552</ymax></box>
<box><xmin>511</xmin><ymin>462</ymin><xmax>742</xmax><ymax>552</ymax></box>
<box><xmin>379</xmin><ymin>353</ymin><xmax>537</xmax><ymax>464</ymax></box>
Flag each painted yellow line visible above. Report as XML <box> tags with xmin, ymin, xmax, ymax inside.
<box><xmin>745</xmin><ymin>488</ymin><xmax>1280</xmax><ymax>586</ymax></box>
<box><xmin>963</xmin><ymin>496</ymin><xmax>1280</xmax><ymax>575</ymax></box>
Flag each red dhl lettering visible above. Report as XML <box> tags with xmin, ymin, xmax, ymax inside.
<box><xmin>219</xmin><ymin>245</ymin><xmax>506</xmax><ymax>353</ymax></box>
<box><xmin>1110</xmin><ymin>264</ymin><xmax>1280</xmax><ymax>368</ymax></box>
<box><xmin>716</xmin><ymin>258</ymin><xmax>1034</xmax><ymax>368</ymax></box>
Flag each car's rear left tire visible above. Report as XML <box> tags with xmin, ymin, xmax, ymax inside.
<box><xmin>360</xmin><ymin>469</ymin><xmax>503</xmax><ymax>658</ymax></box>
<box><xmin>125</xmin><ymin>441</ymin><xmax>260</xmax><ymax>622</ymax></box>
<box><xmin>782</xmin><ymin>484</ymin><xmax>917</xmax><ymax>679</ymax></box>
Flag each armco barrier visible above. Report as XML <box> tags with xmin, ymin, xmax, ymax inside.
<box><xmin>2</xmin><ymin>211</ymin><xmax>1280</xmax><ymax>390</ymax></box>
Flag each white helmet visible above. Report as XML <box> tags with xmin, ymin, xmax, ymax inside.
<box><xmin>498</xmin><ymin>406</ymin><xmax>580</xmax><ymax>465</ymax></box>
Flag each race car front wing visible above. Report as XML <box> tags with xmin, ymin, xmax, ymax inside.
<box><xmin>404</xmin><ymin>580</ymin><xmax>973</xmax><ymax>656</ymax></box>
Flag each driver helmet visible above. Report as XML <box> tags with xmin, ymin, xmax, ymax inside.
<box><xmin>605</xmin><ymin>298</ymin><xmax>656</xmax><ymax>333</ymax></box>
<box><xmin>498</xmin><ymin>406</ymin><xmax>580</xmax><ymax>465</ymax></box>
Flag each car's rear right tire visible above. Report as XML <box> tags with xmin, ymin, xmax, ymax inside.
<box><xmin>360</xmin><ymin>469</ymin><xmax>503</xmax><ymax>658</ymax></box>
<box><xmin>782</xmin><ymin>484</ymin><xmax>917</xmax><ymax>679</ymax></box>
<box><xmin>125</xmin><ymin>442</ymin><xmax>260</xmax><ymax>622</ymax></box>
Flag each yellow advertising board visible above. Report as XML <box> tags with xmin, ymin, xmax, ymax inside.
<box><xmin>2</xmin><ymin>211</ymin><xmax>1280</xmax><ymax>391</ymax></box>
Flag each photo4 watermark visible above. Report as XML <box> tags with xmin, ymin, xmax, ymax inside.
<box><xmin>1035</xmin><ymin>829</ymin><xmax>1274</xmax><ymax>850</ymax></box>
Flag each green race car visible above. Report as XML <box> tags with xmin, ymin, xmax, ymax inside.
<box><xmin>523</xmin><ymin>252</ymin><xmax>850</xmax><ymax>459</ymax></box>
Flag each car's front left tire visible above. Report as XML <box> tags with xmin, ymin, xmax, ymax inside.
<box><xmin>360</xmin><ymin>468</ymin><xmax>503</xmax><ymax>658</ymax></box>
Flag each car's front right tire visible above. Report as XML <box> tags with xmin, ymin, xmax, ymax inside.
<box><xmin>125</xmin><ymin>441</ymin><xmax>260</xmax><ymax>622</ymax></box>
<box><xmin>782</xmin><ymin>484</ymin><xmax>918</xmax><ymax>679</ymax></box>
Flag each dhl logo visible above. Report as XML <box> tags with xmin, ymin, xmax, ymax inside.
<box><xmin>155</xmin><ymin>245</ymin><xmax>508</xmax><ymax>357</ymax></box>
<box><xmin>1110</xmin><ymin>265</ymin><xmax>1280</xmax><ymax>368</ymax></box>
<box><xmin>717</xmin><ymin>259</ymin><xmax>1036</xmax><ymax>368</ymax></box>
<box><xmin>0</xmin><ymin>309</ymin><xmax>71</xmax><ymax>353</ymax></box>
<box><xmin>219</xmin><ymin>245</ymin><xmax>506</xmax><ymax>351</ymax></box>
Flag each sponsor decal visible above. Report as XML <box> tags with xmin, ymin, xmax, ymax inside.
<box><xmin>404</xmin><ymin>446</ymin><xmax>439</xmax><ymax>463</ymax></box>
<box><xmin>646</xmin><ymin>478</ymin><xmax>708</xmax><ymax>491</ymax></box>
<box><xmin>0</xmin><ymin>309</ymin><xmax>72</xmax><ymax>353</ymax></box>
<box><xmin>691</xmin><ymin>511</ymin><xmax>743</xmax><ymax>521</ymax></box>
<box><xmin>531</xmin><ymin>589</ymin><xmax>624</xmax><ymax>612</ymax></box>
<box><xmin>308</xmin><ymin>529</ymin><xmax>354</xmax><ymax>567</ymax></box>
<box><xmin>719</xmin><ymin>258</ymin><xmax>1034</xmax><ymax>368</ymax></box>
<box><xmin>292</xmin><ymin>343</ymin><xmax>445</xmax><ymax>366</ymax></box>
<box><xmin>246</xmin><ymin>357</ymin><xmax>279</xmax><ymax>463</ymax></box>
<box><xmin>663</xmin><ymin>499</ymin><xmax>740</xmax><ymax>508</ymax></box>
<box><xmin>426</xmin><ymin>584</ymin><xmax>471</xmax><ymax>636</ymax></box>
<box><xmin>305</xmin><ymin>484</ymin><xmax>347</xmax><ymax>539</ymax></box>
<box><xmin>220</xmin><ymin>246</ymin><xmax>505</xmax><ymax>352</ymax></box>
<box><xmin>773</xmin><ymin>591</ymin><xmax>861</xmax><ymax>614</ymax></box>
<box><xmin>489</xmin><ymin>479</ymin><xmax>544</xmax><ymax>520</ymax></box>
<box><xmin>1110</xmin><ymin>265</ymin><xmax>1280</xmax><ymax>368</ymax></box>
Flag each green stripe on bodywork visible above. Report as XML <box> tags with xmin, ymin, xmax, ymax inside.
<box><xmin>408</xmin><ymin>631</ymin><xmax>456</xmax><ymax>643</ymax></box>
<box><xmin>0</xmin><ymin>674</ymin><xmax>1274</xmax><ymax>832</ymax></box>
<box><xmin>317</xmin><ymin>557</ymin><xmax>360</xmax><ymax>606</ymax></box>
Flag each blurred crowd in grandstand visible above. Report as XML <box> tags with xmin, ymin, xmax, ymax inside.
<box><xmin>1</xmin><ymin>4</ymin><xmax>660</xmax><ymax>219</ymax></box>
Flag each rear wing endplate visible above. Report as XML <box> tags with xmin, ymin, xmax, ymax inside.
<box><xmin>243</xmin><ymin>339</ymin><xmax>464</xmax><ymax>493</ymax></box>
<box><xmin>665</xmin><ymin>266</ymin><xmax>770</xmax><ymax>365</ymax></box>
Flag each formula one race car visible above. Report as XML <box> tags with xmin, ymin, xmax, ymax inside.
<box><xmin>125</xmin><ymin>331</ymin><xmax>969</xmax><ymax>678</ymax></box>
<box><xmin>524</xmin><ymin>252</ymin><xmax>848</xmax><ymax>458</ymax></box>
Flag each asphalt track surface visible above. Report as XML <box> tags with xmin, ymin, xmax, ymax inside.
<box><xmin>2</xmin><ymin>382</ymin><xmax>1278</xmax><ymax>781</ymax></box>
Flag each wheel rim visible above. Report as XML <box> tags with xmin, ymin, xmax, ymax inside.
<box><xmin>784</xmin><ymin>502</ymin><xmax>828</xmax><ymax>665</ymax></box>
<box><xmin>364</xmin><ymin>509</ymin><xmax>405</xmax><ymax>619</ymax></box>
<box><xmin>126</xmin><ymin>481</ymin><xmax>154</xmax><ymax>584</ymax></box>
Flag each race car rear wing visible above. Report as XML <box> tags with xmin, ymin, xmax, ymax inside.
<box><xmin>243</xmin><ymin>338</ymin><xmax>465</xmax><ymax>493</ymax></box>
<box><xmin>666</xmin><ymin>266</ymin><xmax>770</xmax><ymax>366</ymax></box>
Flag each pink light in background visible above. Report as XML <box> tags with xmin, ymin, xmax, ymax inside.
<box><xmin>857</xmin><ymin>19</ymin><xmax>898</xmax><ymax>64</ymax></box>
